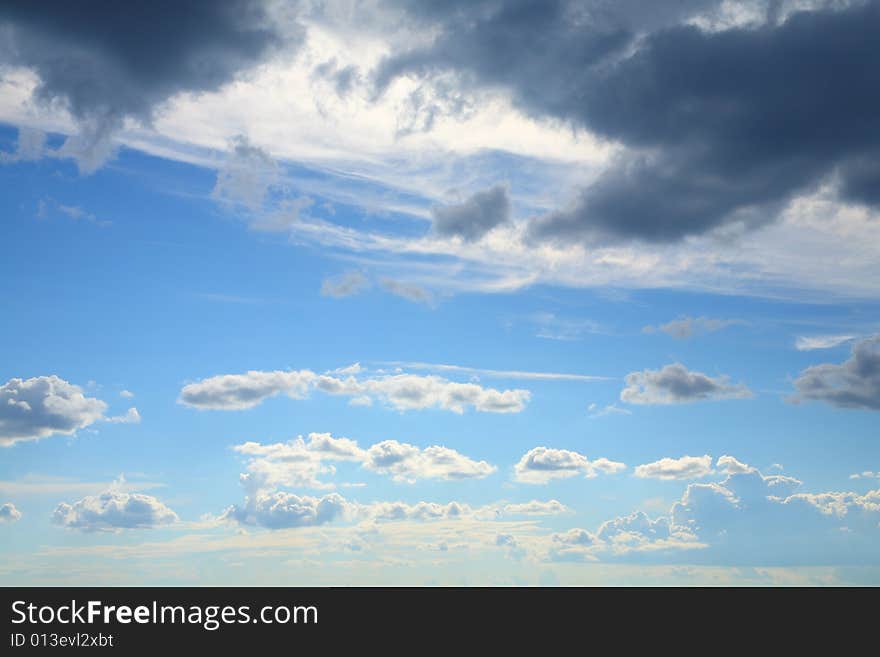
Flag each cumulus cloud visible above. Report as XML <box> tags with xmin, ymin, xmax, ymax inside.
<box><xmin>220</xmin><ymin>492</ymin><xmax>354</xmax><ymax>529</ymax></box>
<box><xmin>321</xmin><ymin>271</ymin><xmax>370</xmax><ymax>298</ymax></box>
<box><xmin>643</xmin><ymin>316</ymin><xmax>743</xmax><ymax>339</ymax></box>
<box><xmin>363</xmin><ymin>440</ymin><xmax>496</xmax><ymax>483</ymax></box>
<box><xmin>634</xmin><ymin>455</ymin><xmax>714</xmax><ymax>481</ymax></box>
<box><xmin>368</xmin><ymin>500</ymin><xmax>470</xmax><ymax>522</ymax></box>
<box><xmin>716</xmin><ymin>455</ymin><xmax>755</xmax><ymax>475</ymax></box>
<box><xmin>514</xmin><ymin>446</ymin><xmax>625</xmax><ymax>484</ymax></box>
<box><xmin>432</xmin><ymin>184</ymin><xmax>511</xmax><ymax>241</ymax></box>
<box><xmin>315</xmin><ymin>372</ymin><xmax>530</xmax><ymax>413</ymax></box>
<box><xmin>235</xmin><ymin>432</ymin><xmax>495</xmax><ymax>491</ymax></box>
<box><xmin>791</xmin><ymin>335</ymin><xmax>880</xmax><ymax>410</ymax></box>
<box><xmin>178</xmin><ymin>369</ymin><xmax>316</xmax><ymax>410</ymax></box>
<box><xmin>219</xmin><ymin>491</ymin><xmax>478</xmax><ymax>529</ymax></box>
<box><xmin>850</xmin><ymin>471</ymin><xmax>880</xmax><ymax>481</ymax></box>
<box><xmin>621</xmin><ymin>363</ymin><xmax>752</xmax><ymax>405</ymax></box>
<box><xmin>546</xmin><ymin>457</ymin><xmax>880</xmax><ymax>565</ymax></box>
<box><xmin>0</xmin><ymin>502</ymin><xmax>22</xmax><ymax>523</ymax></box>
<box><xmin>0</xmin><ymin>0</ymin><xmax>294</xmax><ymax>172</ymax></box>
<box><xmin>0</xmin><ymin>375</ymin><xmax>108</xmax><ymax>446</ymax></box>
<box><xmin>549</xmin><ymin>510</ymin><xmax>700</xmax><ymax>561</ymax></box>
<box><xmin>53</xmin><ymin>488</ymin><xmax>178</xmax><ymax>532</ymax></box>
<box><xmin>180</xmin><ymin>366</ymin><xmax>531</xmax><ymax>414</ymax></box>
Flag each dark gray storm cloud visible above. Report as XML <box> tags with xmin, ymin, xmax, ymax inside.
<box><xmin>378</xmin><ymin>0</ymin><xmax>880</xmax><ymax>243</ymax></box>
<box><xmin>792</xmin><ymin>335</ymin><xmax>880</xmax><ymax>410</ymax></box>
<box><xmin>432</xmin><ymin>184</ymin><xmax>511</xmax><ymax>241</ymax></box>
<box><xmin>0</xmin><ymin>0</ymin><xmax>295</xmax><ymax>171</ymax></box>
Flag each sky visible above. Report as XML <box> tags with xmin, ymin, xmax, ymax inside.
<box><xmin>0</xmin><ymin>0</ymin><xmax>879</xmax><ymax>586</ymax></box>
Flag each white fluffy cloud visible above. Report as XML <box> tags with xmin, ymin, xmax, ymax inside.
<box><xmin>850</xmin><ymin>471</ymin><xmax>880</xmax><ymax>480</ymax></box>
<box><xmin>178</xmin><ymin>369</ymin><xmax>316</xmax><ymax>410</ymax></box>
<box><xmin>621</xmin><ymin>364</ymin><xmax>752</xmax><ymax>405</ymax></box>
<box><xmin>0</xmin><ymin>375</ymin><xmax>108</xmax><ymax>446</ymax></box>
<box><xmin>219</xmin><ymin>492</ymin><xmax>476</xmax><ymax>529</ymax></box>
<box><xmin>220</xmin><ymin>492</ymin><xmax>354</xmax><ymax>529</ymax></box>
<box><xmin>53</xmin><ymin>489</ymin><xmax>178</xmax><ymax>532</ymax></box>
<box><xmin>634</xmin><ymin>455</ymin><xmax>714</xmax><ymax>481</ymax></box>
<box><xmin>316</xmin><ymin>372</ymin><xmax>530</xmax><ymax>413</ymax></box>
<box><xmin>556</xmin><ymin>458</ymin><xmax>880</xmax><ymax>565</ymax></box>
<box><xmin>235</xmin><ymin>433</ymin><xmax>495</xmax><ymax>491</ymax></box>
<box><xmin>0</xmin><ymin>502</ymin><xmax>22</xmax><ymax>523</ymax></box>
<box><xmin>513</xmin><ymin>447</ymin><xmax>625</xmax><ymax>484</ymax></box>
<box><xmin>549</xmin><ymin>511</ymin><xmax>701</xmax><ymax>562</ymax></box>
<box><xmin>363</xmin><ymin>440</ymin><xmax>495</xmax><ymax>483</ymax></box>
<box><xmin>179</xmin><ymin>367</ymin><xmax>530</xmax><ymax>413</ymax></box>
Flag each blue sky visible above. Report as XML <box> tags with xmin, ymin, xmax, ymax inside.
<box><xmin>1</xmin><ymin>1</ymin><xmax>879</xmax><ymax>585</ymax></box>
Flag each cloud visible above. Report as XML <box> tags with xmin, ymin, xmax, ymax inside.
<box><xmin>220</xmin><ymin>492</ymin><xmax>354</xmax><ymax>529</ymax></box>
<box><xmin>0</xmin><ymin>126</ymin><xmax>46</xmax><ymax>162</ymax></box>
<box><xmin>178</xmin><ymin>369</ymin><xmax>316</xmax><ymax>410</ymax></box>
<box><xmin>378</xmin><ymin>1</ymin><xmax>880</xmax><ymax>244</ymax></box>
<box><xmin>791</xmin><ymin>335</ymin><xmax>880</xmax><ymax>410</ymax></box>
<box><xmin>500</xmin><ymin>500</ymin><xmax>570</xmax><ymax>516</ymax></box>
<box><xmin>643</xmin><ymin>316</ymin><xmax>743</xmax><ymax>339</ymax></box>
<box><xmin>850</xmin><ymin>471</ymin><xmax>880</xmax><ymax>481</ymax></box>
<box><xmin>0</xmin><ymin>502</ymin><xmax>22</xmax><ymax>523</ymax></box>
<box><xmin>378</xmin><ymin>360</ymin><xmax>605</xmax><ymax>382</ymax></box>
<box><xmin>794</xmin><ymin>334</ymin><xmax>857</xmax><ymax>351</ymax></box>
<box><xmin>53</xmin><ymin>487</ymin><xmax>178</xmax><ymax>532</ymax></box>
<box><xmin>363</xmin><ymin>440</ymin><xmax>496</xmax><ymax>483</ymax></box>
<box><xmin>0</xmin><ymin>475</ymin><xmax>165</xmax><ymax>498</ymax></box>
<box><xmin>106</xmin><ymin>407</ymin><xmax>141</xmax><ymax>424</ymax></box>
<box><xmin>549</xmin><ymin>511</ymin><xmax>699</xmax><ymax>561</ymax></box>
<box><xmin>180</xmin><ymin>367</ymin><xmax>531</xmax><ymax>414</ymax></box>
<box><xmin>367</xmin><ymin>500</ymin><xmax>470</xmax><ymax>522</ymax></box>
<box><xmin>0</xmin><ymin>0</ymin><xmax>293</xmax><ymax>172</ymax></box>
<box><xmin>715</xmin><ymin>455</ymin><xmax>755</xmax><ymax>475</ymax></box>
<box><xmin>547</xmin><ymin>457</ymin><xmax>880</xmax><ymax>565</ymax></box>
<box><xmin>379</xmin><ymin>278</ymin><xmax>435</xmax><ymax>305</ymax></box>
<box><xmin>212</xmin><ymin>134</ymin><xmax>283</xmax><ymax>212</ymax></box>
<box><xmin>432</xmin><ymin>184</ymin><xmax>511</xmax><ymax>241</ymax></box>
<box><xmin>119</xmin><ymin>390</ymin><xmax>135</xmax><ymax>398</ymax></box>
<box><xmin>634</xmin><ymin>455</ymin><xmax>714</xmax><ymax>481</ymax></box>
<box><xmin>514</xmin><ymin>446</ymin><xmax>625</xmax><ymax>484</ymax></box>
<box><xmin>321</xmin><ymin>271</ymin><xmax>370</xmax><ymax>298</ymax></box>
<box><xmin>315</xmin><ymin>372</ymin><xmax>530</xmax><ymax>413</ymax></box>
<box><xmin>219</xmin><ymin>490</ymin><xmax>480</xmax><ymax>529</ymax></box>
<box><xmin>0</xmin><ymin>375</ymin><xmax>108</xmax><ymax>446</ymax></box>
<box><xmin>588</xmin><ymin>403</ymin><xmax>631</xmax><ymax>418</ymax></box>
<box><xmin>621</xmin><ymin>363</ymin><xmax>752</xmax><ymax>405</ymax></box>
<box><xmin>234</xmin><ymin>433</ymin><xmax>494</xmax><ymax>490</ymax></box>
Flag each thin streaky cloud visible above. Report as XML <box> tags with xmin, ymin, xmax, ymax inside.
<box><xmin>375</xmin><ymin>361</ymin><xmax>609</xmax><ymax>382</ymax></box>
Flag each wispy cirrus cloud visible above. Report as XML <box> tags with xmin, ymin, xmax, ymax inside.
<box><xmin>643</xmin><ymin>316</ymin><xmax>744</xmax><ymax>339</ymax></box>
<box><xmin>794</xmin><ymin>334</ymin><xmax>857</xmax><ymax>351</ymax></box>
